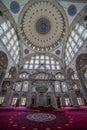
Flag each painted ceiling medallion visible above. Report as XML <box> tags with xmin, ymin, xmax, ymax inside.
<box><xmin>68</xmin><ymin>5</ymin><xmax>77</xmax><ymax>16</ymax></box>
<box><xmin>19</xmin><ymin>1</ymin><xmax>67</xmax><ymax>52</ymax></box>
<box><xmin>10</xmin><ymin>1</ymin><xmax>20</xmax><ymax>14</ymax></box>
<box><xmin>56</xmin><ymin>50</ymin><xmax>61</xmax><ymax>55</ymax></box>
<box><xmin>24</xmin><ymin>49</ymin><xmax>29</xmax><ymax>54</ymax></box>
<box><xmin>36</xmin><ymin>18</ymin><xmax>51</xmax><ymax>34</ymax></box>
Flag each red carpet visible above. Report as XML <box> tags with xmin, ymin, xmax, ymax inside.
<box><xmin>0</xmin><ymin>106</ymin><xmax>87</xmax><ymax>130</ymax></box>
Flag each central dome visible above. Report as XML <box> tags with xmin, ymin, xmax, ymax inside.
<box><xmin>36</xmin><ymin>18</ymin><xmax>51</xmax><ymax>34</ymax></box>
<box><xmin>18</xmin><ymin>0</ymin><xmax>67</xmax><ymax>52</ymax></box>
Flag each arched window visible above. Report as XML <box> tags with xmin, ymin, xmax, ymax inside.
<box><xmin>20</xmin><ymin>98</ymin><xmax>26</xmax><ymax>106</ymax></box>
<box><xmin>22</xmin><ymin>81</ymin><xmax>28</xmax><ymax>92</ymax></box>
<box><xmin>65</xmin><ymin>21</ymin><xmax>87</xmax><ymax>65</ymax></box>
<box><xmin>0</xmin><ymin>51</ymin><xmax>8</xmax><ymax>76</ymax></box>
<box><xmin>23</xmin><ymin>54</ymin><xmax>61</xmax><ymax>70</ymax></box>
<box><xmin>5</xmin><ymin>67</ymin><xmax>17</xmax><ymax>79</ymax></box>
<box><xmin>67</xmin><ymin>68</ymin><xmax>78</xmax><ymax>80</ymax></box>
<box><xmin>0</xmin><ymin>97</ymin><xmax>5</xmax><ymax>104</ymax></box>
<box><xmin>71</xmin><ymin>73</ymin><xmax>78</xmax><ymax>80</ymax></box>
<box><xmin>5</xmin><ymin>72</ymin><xmax>12</xmax><ymax>78</ymax></box>
<box><xmin>62</xmin><ymin>82</ymin><xmax>68</xmax><ymax>92</ymax></box>
<box><xmin>48</xmin><ymin>85</ymin><xmax>52</xmax><ymax>92</ymax></box>
<box><xmin>84</xmin><ymin>69</ymin><xmax>87</xmax><ymax>78</ymax></box>
<box><xmin>19</xmin><ymin>73</ymin><xmax>29</xmax><ymax>79</ymax></box>
<box><xmin>55</xmin><ymin>82</ymin><xmax>61</xmax><ymax>92</ymax></box>
<box><xmin>73</xmin><ymin>84</ymin><xmax>79</xmax><ymax>90</ymax></box>
<box><xmin>0</xmin><ymin>17</ymin><xmax>20</xmax><ymax>64</ymax></box>
<box><xmin>55</xmin><ymin>73</ymin><xmax>65</xmax><ymax>80</ymax></box>
<box><xmin>15</xmin><ymin>82</ymin><xmax>22</xmax><ymax>91</ymax></box>
<box><xmin>67</xmin><ymin>68</ymin><xmax>80</xmax><ymax>90</ymax></box>
<box><xmin>76</xmin><ymin>54</ymin><xmax>87</xmax><ymax>89</ymax></box>
<box><xmin>32</xmin><ymin>86</ymin><xmax>36</xmax><ymax>92</ymax></box>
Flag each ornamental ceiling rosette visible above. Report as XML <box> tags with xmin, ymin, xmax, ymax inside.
<box><xmin>18</xmin><ymin>0</ymin><xmax>68</xmax><ymax>52</ymax></box>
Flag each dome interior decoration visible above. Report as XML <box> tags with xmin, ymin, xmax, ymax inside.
<box><xmin>10</xmin><ymin>1</ymin><xmax>20</xmax><ymax>14</ymax></box>
<box><xmin>68</xmin><ymin>5</ymin><xmax>77</xmax><ymax>16</ymax></box>
<box><xmin>24</xmin><ymin>49</ymin><xmax>29</xmax><ymax>55</ymax></box>
<box><xmin>18</xmin><ymin>0</ymin><xmax>67</xmax><ymax>52</ymax></box>
<box><xmin>55</xmin><ymin>50</ymin><xmax>61</xmax><ymax>55</ymax></box>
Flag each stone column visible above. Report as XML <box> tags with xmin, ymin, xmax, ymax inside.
<box><xmin>7</xmin><ymin>77</ymin><xmax>18</xmax><ymax>105</ymax></box>
<box><xmin>27</xmin><ymin>93</ymin><xmax>32</xmax><ymax>107</ymax></box>
<box><xmin>44</xmin><ymin>93</ymin><xmax>47</xmax><ymax>106</ymax></box>
<box><xmin>2</xmin><ymin>86</ymin><xmax>14</xmax><ymax>106</ymax></box>
<box><xmin>61</xmin><ymin>93</ymin><xmax>66</xmax><ymax>106</ymax></box>
<box><xmin>36</xmin><ymin>93</ymin><xmax>39</xmax><ymax>107</ymax></box>
<box><xmin>0</xmin><ymin>71</ymin><xmax>6</xmax><ymax>89</ymax></box>
<box><xmin>77</xmin><ymin>70</ymin><xmax>87</xmax><ymax>102</ymax></box>
<box><xmin>51</xmin><ymin>92</ymin><xmax>58</xmax><ymax>109</ymax></box>
<box><xmin>26</xmin><ymin>81</ymin><xmax>32</xmax><ymax>107</ymax></box>
<box><xmin>51</xmin><ymin>84</ymin><xmax>58</xmax><ymax>109</ymax></box>
<box><xmin>69</xmin><ymin>89</ymin><xmax>78</xmax><ymax>106</ymax></box>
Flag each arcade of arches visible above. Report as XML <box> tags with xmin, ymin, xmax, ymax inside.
<box><xmin>0</xmin><ymin>0</ymin><xmax>87</xmax><ymax>109</ymax></box>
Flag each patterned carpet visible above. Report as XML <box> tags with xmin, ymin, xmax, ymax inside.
<box><xmin>18</xmin><ymin>111</ymin><xmax>66</xmax><ymax>129</ymax></box>
<box><xmin>26</xmin><ymin>113</ymin><xmax>56</xmax><ymax>122</ymax></box>
<box><xmin>0</xmin><ymin>106</ymin><xmax>87</xmax><ymax>130</ymax></box>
